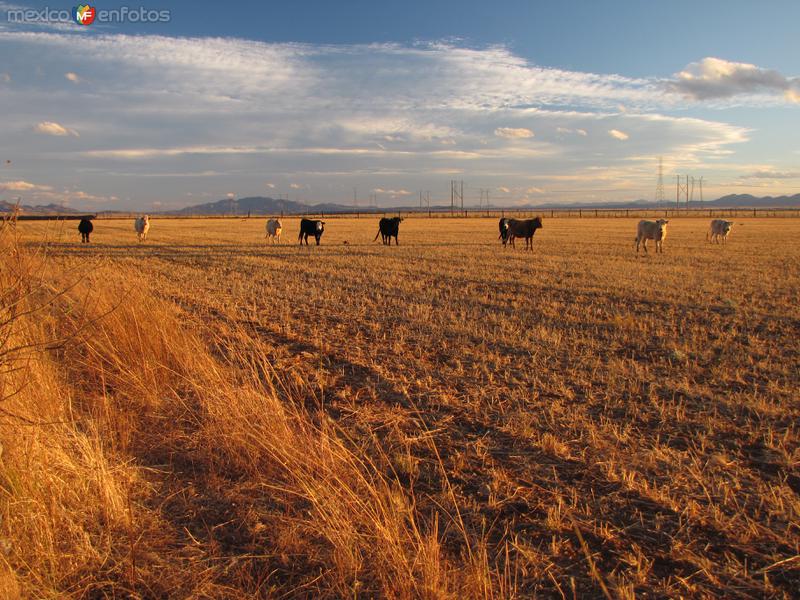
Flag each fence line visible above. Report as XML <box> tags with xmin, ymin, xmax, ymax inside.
<box><xmin>9</xmin><ymin>207</ymin><xmax>800</xmax><ymax>221</ymax></box>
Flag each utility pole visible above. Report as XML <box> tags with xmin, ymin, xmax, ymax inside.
<box><xmin>686</xmin><ymin>175</ymin><xmax>690</xmax><ymax>209</ymax></box>
<box><xmin>460</xmin><ymin>180</ymin><xmax>464</xmax><ymax>214</ymax></box>
<box><xmin>353</xmin><ymin>187</ymin><xmax>358</xmax><ymax>209</ymax></box>
<box><xmin>450</xmin><ymin>180</ymin><xmax>455</xmax><ymax>215</ymax></box>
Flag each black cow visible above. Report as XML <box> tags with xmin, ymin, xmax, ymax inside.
<box><xmin>507</xmin><ymin>217</ymin><xmax>543</xmax><ymax>251</ymax></box>
<box><xmin>498</xmin><ymin>218</ymin><xmax>511</xmax><ymax>246</ymax></box>
<box><xmin>299</xmin><ymin>218</ymin><xmax>325</xmax><ymax>245</ymax></box>
<box><xmin>77</xmin><ymin>218</ymin><xmax>94</xmax><ymax>243</ymax></box>
<box><xmin>374</xmin><ymin>217</ymin><xmax>402</xmax><ymax>245</ymax></box>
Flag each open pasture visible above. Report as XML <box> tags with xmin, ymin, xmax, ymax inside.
<box><xmin>5</xmin><ymin>216</ymin><xmax>800</xmax><ymax>597</ymax></box>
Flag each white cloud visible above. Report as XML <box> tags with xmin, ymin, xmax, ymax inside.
<box><xmin>608</xmin><ymin>129</ymin><xmax>629</xmax><ymax>141</ymax></box>
<box><xmin>35</xmin><ymin>121</ymin><xmax>78</xmax><ymax>137</ymax></box>
<box><xmin>497</xmin><ymin>186</ymin><xmax>511</xmax><ymax>193</ymax></box>
<box><xmin>0</xmin><ymin>180</ymin><xmax>52</xmax><ymax>191</ymax></box>
<box><xmin>69</xmin><ymin>190</ymin><xmax>109</xmax><ymax>203</ymax></box>
<box><xmin>494</xmin><ymin>127</ymin><xmax>534</xmax><ymax>139</ymax></box>
<box><xmin>373</xmin><ymin>188</ymin><xmax>412</xmax><ymax>196</ymax></box>
<box><xmin>265</xmin><ymin>182</ymin><xmax>275</xmax><ymax>188</ymax></box>
<box><xmin>669</xmin><ymin>57</ymin><xmax>800</xmax><ymax>101</ymax></box>
<box><xmin>576</xmin><ymin>129</ymin><xmax>588</xmax><ymax>136</ymax></box>
<box><xmin>65</xmin><ymin>72</ymin><xmax>80</xmax><ymax>83</ymax></box>
<box><xmin>289</xmin><ymin>183</ymin><xmax>300</xmax><ymax>189</ymax></box>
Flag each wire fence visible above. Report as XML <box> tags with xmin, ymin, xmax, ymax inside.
<box><xmin>8</xmin><ymin>207</ymin><xmax>800</xmax><ymax>221</ymax></box>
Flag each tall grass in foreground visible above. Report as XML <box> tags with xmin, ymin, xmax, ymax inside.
<box><xmin>0</xmin><ymin>219</ymin><xmax>505</xmax><ymax>597</ymax></box>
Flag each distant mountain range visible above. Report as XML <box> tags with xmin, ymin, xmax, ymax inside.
<box><xmin>168</xmin><ymin>193</ymin><xmax>800</xmax><ymax>215</ymax></box>
<box><xmin>3</xmin><ymin>193</ymin><xmax>799</xmax><ymax>217</ymax></box>
<box><xmin>0</xmin><ymin>200</ymin><xmax>82</xmax><ymax>214</ymax></box>
<box><xmin>526</xmin><ymin>193</ymin><xmax>800</xmax><ymax>210</ymax></box>
<box><xmin>168</xmin><ymin>196</ymin><xmax>383</xmax><ymax>216</ymax></box>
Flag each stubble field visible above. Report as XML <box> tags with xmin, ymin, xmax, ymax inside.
<box><xmin>2</xmin><ymin>215</ymin><xmax>799</xmax><ymax>598</ymax></box>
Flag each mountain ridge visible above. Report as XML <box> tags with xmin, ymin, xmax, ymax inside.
<box><xmin>164</xmin><ymin>193</ymin><xmax>800</xmax><ymax>215</ymax></box>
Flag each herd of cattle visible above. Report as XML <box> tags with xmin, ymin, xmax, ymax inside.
<box><xmin>74</xmin><ymin>215</ymin><xmax>736</xmax><ymax>252</ymax></box>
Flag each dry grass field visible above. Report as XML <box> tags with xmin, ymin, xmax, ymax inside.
<box><xmin>2</xmin><ymin>215</ymin><xmax>798</xmax><ymax>598</ymax></box>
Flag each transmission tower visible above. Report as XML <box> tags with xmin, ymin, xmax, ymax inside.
<box><xmin>450</xmin><ymin>180</ymin><xmax>464</xmax><ymax>215</ymax></box>
<box><xmin>479</xmin><ymin>188</ymin><xmax>492</xmax><ymax>209</ymax></box>
<box><xmin>676</xmin><ymin>175</ymin><xmax>689</xmax><ymax>209</ymax></box>
<box><xmin>654</xmin><ymin>156</ymin><xmax>665</xmax><ymax>205</ymax></box>
<box><xmin>683</xmin><ymin>175</ymin><xmax>705</xmax><ymax>207</ymax></box>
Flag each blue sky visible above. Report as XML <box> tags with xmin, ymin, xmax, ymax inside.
<box><xmin>1</xmin><ymin>0</ymin><xmax>799</xmax><ymax>210</ymax></box>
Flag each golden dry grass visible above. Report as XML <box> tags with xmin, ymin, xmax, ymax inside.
<box><xmin>2</xmin><ymin>215</ymin><xmax>799</xmax><ymax>598</ymax></box>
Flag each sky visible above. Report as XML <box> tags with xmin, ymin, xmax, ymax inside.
<box><xmin>0</xmin><ymin>0</ymin><xmax>799</xmax><ymax>210</ymax></box>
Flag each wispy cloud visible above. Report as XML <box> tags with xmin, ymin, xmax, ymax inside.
<box><xmin>741</xmin><ymin>169</ymin><xmax>800</xmax><ymax>179</ymax></box>
<box><xmin>35</xmin><ymin>121</ymin><xmax>79</xmax><ymax>137</ymax></box>
<box><xmin>494</xmin><ymin>127</ymin><xmax>534</xmax><ymax>139</ymax></box>
<box><xmin>373</xmin><ymin>188</ymin><xmax>412</xmax><ymax>196</ymax></box>
<box><xmin>0</xmin><ymin>30</ymin><xmax>785</xmax><ymax>207</ymax></box>
<box><xmin>0</xmin><ymin>180</ymin><xmax>52</xmax><ymax>191</ymax></box>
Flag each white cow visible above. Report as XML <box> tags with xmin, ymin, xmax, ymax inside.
<box><xmin>265</xmin><ymin>218</ymin><xmax>282</xmax><ymax>243</ymax></box>
<box><xmin>707</xmin><ymin>219</ymin><xmax>733</xmax><ymax>244</ymax></box>
<box><xmin>134</xmin><ymin>215</ymin><xmax>150</xmax><ymax>242</ymax></box>
<box><xmin>635</xmin><ymin>219</ymin><xmax>669</xmax><ymax>254</ymax></box>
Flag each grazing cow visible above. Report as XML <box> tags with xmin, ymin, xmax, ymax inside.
<box><xmin>77</xmin><ymin>218</ymin><xmax>93</xmax><ymax>243</ymax></box>
<box><xmin>134</xmin><ymin>215</ymin><xmax>150</xmax><ymax>242</ymax></box>
<box><xmin>374</xmin><ymin>217</ymin><xmax>403</xmax><ymax>245</ymax></box>
<box><xmin>266</xmin><ymin>218</ymin><xmax>282</xmax><ymax>243</ymax></box>
<box><xmin>507</xmin><ymin>217</ymin><xmax>543</xmax><ymax>251</ymax></box>
<box><xmin>299</xmin><ymin>218</ymin><xmax>325</xmax><ymax>245</ymax></box>
<box><xmin>498</xmin><ymin>218</ymin><xmax>511</xmax><ymax>246</ymax></box>
<box><xmin>707</xmin><ymin>219</ymin><xmax>733</xmax><ymax>244</ymax></box>
<box><xmin>635</xmin><ymin>219</ymin><xmax>668</xmax><ymax>254</ymax></box>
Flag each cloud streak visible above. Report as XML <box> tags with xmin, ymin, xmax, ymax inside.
<box><xmin>494</xmin><ymin>127</ymin><xmax>534</xmax><ymax>139</ymax></box>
